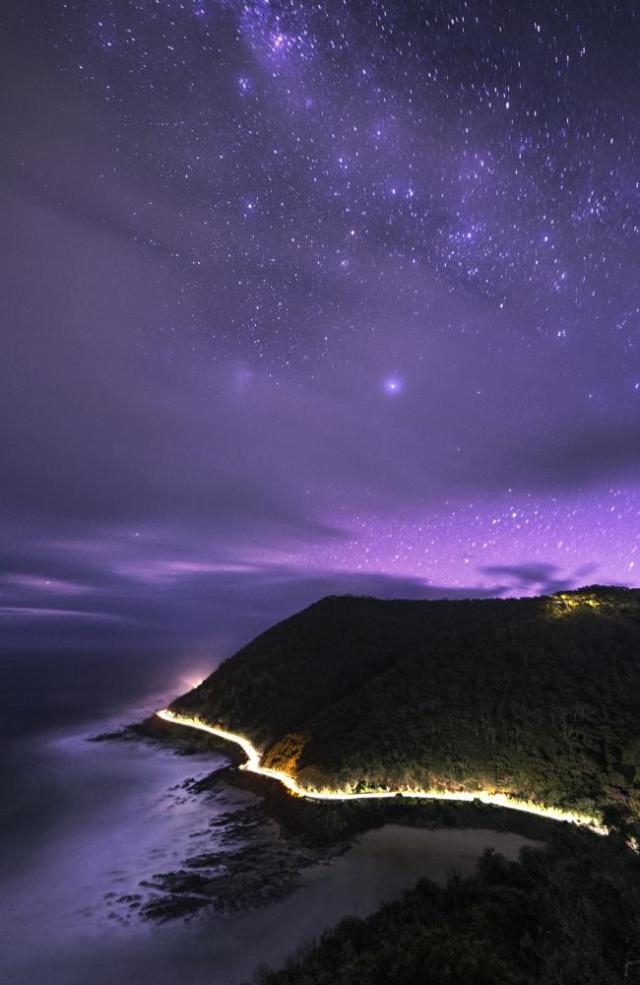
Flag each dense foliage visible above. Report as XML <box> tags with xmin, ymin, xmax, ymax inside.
<box><xmin>173</xmin><ymin>587</ymin><xmax>640</xmax><ymax>827</ymax></box>
<box><xmin>252</xmin><ymin>829</ymin><xmax>640</xmax><ymax>985</ymax></box>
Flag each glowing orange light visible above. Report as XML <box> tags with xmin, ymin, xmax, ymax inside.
<box><xmin>550</xmin><ymin>592</ymin><xmax>602</xmax><ymax>616</ymax></box>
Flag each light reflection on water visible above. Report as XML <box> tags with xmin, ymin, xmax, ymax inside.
<box><xmin>0</xmin><ymin>697</ymin><xmax>538</xmax><ymax>985</ymax></box>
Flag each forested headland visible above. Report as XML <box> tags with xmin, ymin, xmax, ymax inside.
<box><xmin>172</xmin><ymin>587</ymin><xmax>640</xmax><ymax>831</ymax></box>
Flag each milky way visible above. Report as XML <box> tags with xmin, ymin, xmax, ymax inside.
<box><xmin>2</xmin><ymin>1</ymin><xmax>640</xmax><ymax>657</ymax></box>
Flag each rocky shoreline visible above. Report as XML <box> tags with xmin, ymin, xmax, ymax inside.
<box><xmin>138</xmin><ymin>788</ymin><xmax>347</xmax><ymax>921</ymax></box>
<box><xmin>93</xmin><ymin>720</ymin><xmax>349</xmax><ymax>922</ymax></box>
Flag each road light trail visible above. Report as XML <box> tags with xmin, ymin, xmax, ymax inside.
<box><xmin>156</xmin><ymin>708</ymin><xmax>609</xmax><ymax>836</ymax></box>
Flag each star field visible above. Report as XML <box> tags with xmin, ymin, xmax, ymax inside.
<box><xmin>58</xmin><ymin>1</ymin><xmax>640</xmax><ymax>364</ymax></box>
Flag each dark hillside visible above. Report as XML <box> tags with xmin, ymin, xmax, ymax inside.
<box><xmin>172</xmin><ymin>587</ymin><xmax>640</xmax><ymax>828</ymax></box>
<box><xmin>172</xmin><ymin>595</ymin><xmax>444</xmax><ymax>745</ymax></box>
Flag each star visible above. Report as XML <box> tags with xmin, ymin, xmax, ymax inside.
<box><xmin>383</xmin><ymin>376</ymin><xmax>403</xmax><ymax>396</ymax></box>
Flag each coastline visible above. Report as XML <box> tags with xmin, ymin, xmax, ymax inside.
<box><xmin>106</xmin><ymin>705</ymin><xmax>634</xmax><ymax>925</ymax></box>
<box><xmin>109</xmin><ymin>709</ymin><xmax>565</xmax><ymax>923</ymax></box>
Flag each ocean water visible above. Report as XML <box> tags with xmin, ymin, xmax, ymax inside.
<box><xmin>0</xmin><ymin>653</ymin><xmax>538</xmax><ymax>985</ymax></box>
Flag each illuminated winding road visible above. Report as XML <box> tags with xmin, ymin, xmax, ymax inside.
<box><xmin>156</xmin><ymin>708</ymin><xmax>609</xmax><ymax>836</ymax></box>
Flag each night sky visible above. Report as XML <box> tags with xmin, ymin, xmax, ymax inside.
<box><xmin>2</xmin><ymin>1</ymin><xmax>640</xmax><ymax>661</ymax></box>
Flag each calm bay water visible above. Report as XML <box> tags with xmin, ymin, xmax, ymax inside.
<box><xmin>0</xmin><ymin>653</ymin><xmax>537</xmax><ymax>985</ymax></box>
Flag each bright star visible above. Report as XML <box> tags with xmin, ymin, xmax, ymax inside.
<box><xmin>383</xmin><ymin>376</ymin><xmax>403</xmax><ymax>395</ymax></box>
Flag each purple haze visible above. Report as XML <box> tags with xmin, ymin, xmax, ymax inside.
<box><xmin>2</xmin><ymin>2</ymin><xmax>640</xmax><ymax>664</ymax></box>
